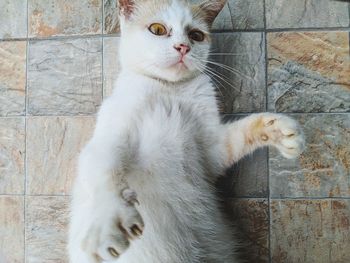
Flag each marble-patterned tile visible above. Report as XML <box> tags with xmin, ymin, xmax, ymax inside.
<box><xmin>29</xmin><ymin>0</ymin><xmax>102</xmax><ymax>37</ymax></box>
<box><xmin>227</xmin><ymin>199</ymin><xmax>269</xmax><ymax>263</ymax></box>
<box><xmin>27</xmin><ymin>117</ymin><xmax>95</xmax><ymax>195</ymax></box>
<box><xmin>266</xmin><ymin>0</ymin><xmax>350</xmax><ymax>29</ymax></box>
<box><xmin>271</xmin><ymin>199</ymin><xmax>350</xmax><ymax>263</ymax></box>
<box><xmin>26</xmin><ymin>196</ymin><xmax>69</xmax><ymax>263</ymax></box>
<box><xmin>191</xmin><ymin>0</ymin><xmax>265</xmax><ymax>30</ymax></box>
<box><xmin>0</xmin><ymin>0</ymin><xmax>27</xmax><ymax>39</ymax></box>
<box><xmin>0</xmin><ymin>118</ymin><xmax>25</xmax><ymax>195</ymax></box>
<box><xmin>270</xmin><ymin>114</ymin><xmax>350</xmax><ymax>198</ymax></box>
<box><xmin>103</xmin><ymin>37</ymin><xmax>120</xmax><ymax>97</ymax></box>
<box><xmin>210</xmin><ymin>33</ymin><xmax>266</xmax><ymax>113</ymax></box>
<box><xmin>104</xmin><ymin>0</ymin><xmax>265</xmax><ymax>34</ymax></box>
<box><xmin>0</xmin><ymin>196</ymin><xmax>24</xmax><ymax>263</ymax></box>
<box><xmin>104</xmin><ymin>0</ymin><xmax>119</xmax><ymax>34</ymax></box>
<box><xmin>267</xmin><ymin>32</ymin><xmax>350</xmax><ymax>113</ymax></box>
<box><xmin>28</xmin><ymin>38</ymin><xmax>102</xmax><ymax>116</ymax></box>
<box><xmin>213</xmin><ymin>0</ymin><xmax>264</xmax><ymax>30</ymax></box>
<box><xmin>0</xmin><ymin>41</ymin><xmax>26</xmax><ymax>116</ymax></box>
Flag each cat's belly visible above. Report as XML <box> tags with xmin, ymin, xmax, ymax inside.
<box><xmin>111</xmin><ymin>99</ymin><xmax>238</xmax><ymax>262</ymax></box>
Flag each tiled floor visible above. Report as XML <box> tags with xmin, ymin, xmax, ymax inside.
<box><xmin>0</xmin><ymin>0</ymin><xmax>349</xmax><ymax>262</ymax></box>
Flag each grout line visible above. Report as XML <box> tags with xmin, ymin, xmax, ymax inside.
<box><xmin>102</xmin><ymin>0</ymin><xmax>105</xmax><ymax>35</ymax></box>
<box><xmin>2</xmin><ymin>26</ymin><xmax>350</xmax><ymax>42</ymax></box>
<box><xmin>222</xmin><ymin>112</ymin><xmax>350</xmax><ymax>116</ymax></box>
<box><xmin>24</xmin><ymin>0</ymin><xmax>29</xmax><ymax>261</ymax></box>
<box><xmin>0</xmin><ymin>194</ymin><xmax>72</xmax><ymax>197</ymax></box>
<box><xmin>0</xmin><ymin>114</ymin><xmax>97</xmax><ymax>118</ymax></box>
<box><xmin>102</xmin><ymin>0</ymin><xmax>105</xmax><ymax>100</ymax></box>
<box><xmin>262</xmin><ymin>1</ymin><xmax>272</xmax><ymax>262</ymax></box>
<box><xmin>265</xmin><ymin>26</ymin><xmax>350</xmax><ymax>32</ymax></box>
<box><xmin>2</xmin><ymin>194</ymin><xmax>350</xmax><ymax>200</ymax></box>
<box><xmin>8</xmin><ymin>111</ymin><xmax>350</xmax><ymax>118</ymax></box>
<box><xmin>1</xmin><ymin>111</ymin><xmax>349</xmax><ymax>119</ymax></box>
<box><xmin>270</xmin><ymin>197</ymin><xmax>350</xmax><ymax>200</ymax></box>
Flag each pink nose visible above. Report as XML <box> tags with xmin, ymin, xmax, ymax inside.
<box><xmin>174</xmin><ymin>44</ymin><xmax>191</xmax><ymax>56</ymax></box>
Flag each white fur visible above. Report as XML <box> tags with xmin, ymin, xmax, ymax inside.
<box><xmin>68</xmin><ymin>1</ymin><xmax>304</xmax><ymax>262</ymax></box>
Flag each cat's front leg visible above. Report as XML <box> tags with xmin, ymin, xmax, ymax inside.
<box><xmin>68</xmin><ymin>144</ymin><xmax>144</xmax><ymax>263</ymax></box>
<box><xmin>223</xmin><ymin>113</ymin><xmax>305</xmax><ymax>165</ymax></box>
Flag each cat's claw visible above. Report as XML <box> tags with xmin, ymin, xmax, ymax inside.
<box><xmin>261</xmin><ymin>114</ymin><xmax>305</xmax><ymax>159</ymax></box>
<box><xmin>80</xmin><ymin>191</ymin><xmax>144</xmax><ymax>262</ymax></box>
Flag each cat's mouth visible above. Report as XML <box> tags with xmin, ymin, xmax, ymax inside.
<box><xmin>172</xmin><ymin>58</ymin><xmax>189</xmax><ymax>70</ymax></box>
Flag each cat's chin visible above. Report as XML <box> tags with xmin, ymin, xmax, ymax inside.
<box><xmin>135</xmin><ymin>66</ymin><xmax>199</xmax><ymax>83</ymax></box>
<box><xmin>157</xmin><ymin>69</ymin><xmax>198</xmax><ymax>83</ymax></box>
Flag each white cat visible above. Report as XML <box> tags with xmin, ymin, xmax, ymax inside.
<box><xmin>68</xmin><ymin>0</ymin><xmax>305</xmax><ymax>262</ymax></box>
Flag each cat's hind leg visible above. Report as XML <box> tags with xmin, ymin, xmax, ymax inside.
<box><xmin>69</xmin><ymin>187</ymin><xmax>144</xmax><ymax>263</ymax></box>
<box><xmin>68</xmin><ymin>141</ymin><xmax>144</xmax><ymax>263</ymax></box>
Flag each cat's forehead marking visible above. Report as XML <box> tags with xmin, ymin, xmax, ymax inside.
<box><xmin>162</xmin><ymin>0</ymin><xmax>193</xmax><ymax>31</ymax></box>
<box><xmin>135</xmin><ymin>0</ymin><xmax>195</xmax><ymax>30</ymax></box>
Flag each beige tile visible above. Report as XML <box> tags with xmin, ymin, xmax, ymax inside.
<box><xmin>0</xmin><ymin>0</ymin><xmax>27</xmax><ymax>39</ymax></box>
<box><xmin>28</xmin><ymin>38</ymin><xmax>103</xmax><ymax>116</ymax></box>
<box><xmin>27</xmin><ymin>117</ymin><xmax>95</xmax><ymax>195</ymax></box>
<box><xmin>267</xmin><ymin>32</ymin><xmax>350</xmax><ymax>113</ymax></box>
<box><xmin>103</xmin><ymin>37</ymin><xmax>120</xmax><ymax>98</ymax></box>
<box><xmin>271</xmin><ymin>199</ymin><xmax>350</xmax><ymax>263</ymax></box>
<box><xmin>0</xmin><ymin>118</ymin><xmax>25</xmax><ymax>194</ymax></box>
<box><xmin>29</xmin><ymin>0</ymin><xmax>102</xmax><ymax>37</ymax></box>
<box><xmin>0</xmin><ymin>41</ymin><xmax>26</xmax><ymax>116</ymax></box>
<box><xmin>26</xmin><ymin>196</ymin><xmax>69</xmax><ymax>263</ymax></box>
<box><xmin>104</xmin><ymin>0</ymin><xmax>119</xmax><ymax>34</ymax></box>
<box><xmin>0</xmin><ymin>196</ymin><xmax>24</xmax><ymax>263</ymax></box>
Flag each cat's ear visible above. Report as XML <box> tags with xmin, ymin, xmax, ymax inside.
<box><xmin>118</xmin><ymin>0</ymin><xmax>136</xmax><ymax>19</ymax></box>
<box><xmin>197</xmin><ymin>0</ymin><xmax>227</xmax><ymax>25</ymax></box>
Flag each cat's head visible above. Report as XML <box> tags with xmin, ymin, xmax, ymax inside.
<box><xmin>118</xmin><ymin>0</ymin><xmax>226</xmax><ymax>82</ymax></box>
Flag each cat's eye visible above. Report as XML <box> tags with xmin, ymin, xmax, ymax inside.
<box><xmin>148</xmin><ymin>23</ymin><xmax>168</xmax><ymax>36</ymax></box>
<box><xmin>188</xmin><ymin>30</ymin><xmax>205</xmax><ymax>42</ymax></box>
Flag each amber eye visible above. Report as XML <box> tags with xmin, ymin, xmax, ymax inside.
<box><xmin>148</xmin><ymin>23</ymin><xmax>168</xmax><ymax>36</ymax></box>
<box><xmin>188</xmin><ymin>30</ymin><xmax>205</xmax><ymax>42</ymax></box>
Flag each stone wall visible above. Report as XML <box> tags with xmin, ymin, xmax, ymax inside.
<box><xmin>0</xmin><ymin>0</ymin><xmax>349</xmax><ymax>262</ymax></box>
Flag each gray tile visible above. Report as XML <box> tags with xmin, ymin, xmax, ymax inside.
<box><xmin>103</xmin><ymin>37</ymin><xmax>120</xmax><ymax>97</ymax></box>
<box><xmin>29</xmin><ymin>0</ymin><xmax>102</xmax><ymax>37</ymax></box>
<box><xmin>0</xmin><ymin>196</ymin><xmax>24</xmax><ymax>263</ymax></box>
<box><xmin>104</xmin><ymin>0</ymin><xmax>265</xmax><ymax>34</ymax></box>
<box><xmin>210</xmin><ymin>33</ymin><xmax>266</xmax><ymax>113</ymax></box>
<box><xmin>270</xmin><ymin>114</ymin><xmax>350</xmax><ymax>198</ymax></box>
<box><xmin>28</xmin><ymin>38</ymin><xmax>103</xmax><ymax>116</ymax></box>
<box><xmin>266</xmin><ymin>0</ymin><xmax>350</xmax><ymax>29</ymax></box>
<box><xmin>221</xmin><ymin>149</ymin><xmax>267</xmax><ymax>197</ymax></box>
<box><xmin>0</xmin><ymin>0</ymin><xmax>27</xmax><ymax>39</ymax></box>
<box><xmin>27</xmin><ymin>117</ymin><xmax>95</xmax><ymax>195</ymax></box>
<box><xmin>25</xmin><ymin>196</ymin><xmax>69</xmax><ymax>263</ymax></box>
<box><xmin>0</xmin><ymin>118</ymin><xmax>25</xmax><ymax>195</ymax></box>
<box><xmin>0</xmin><ymin>41</ymin><xmax>26</xmax><ymax>116</ymax></box>
<box><xmin>267</xmin><ymin>32</ymin><xmax>350</xmax><ymax>113</ymax></box>
<box><xmin>271</xmin><ymin>199</ymin><xmax>350</xmax><ymax>263</ymax></box>
<box><xmin>192</xmin><ymin>0</ymin><xmax>265</xmax><ymax>30</ymax></box>
<box><xmin>227</xmin><ymin>199</ymin><xmax>269</xmax><ymax>263</ymax></box>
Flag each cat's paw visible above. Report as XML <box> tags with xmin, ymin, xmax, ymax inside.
<box><xmin>260</xmin><ymin>114</ymin><xmax>305</xmax><ymax>159</ymax></box>
<box><xmin>81</xmin><ymin>191</ymin><xmax>144</xmax><ymax>261</ymax></box>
